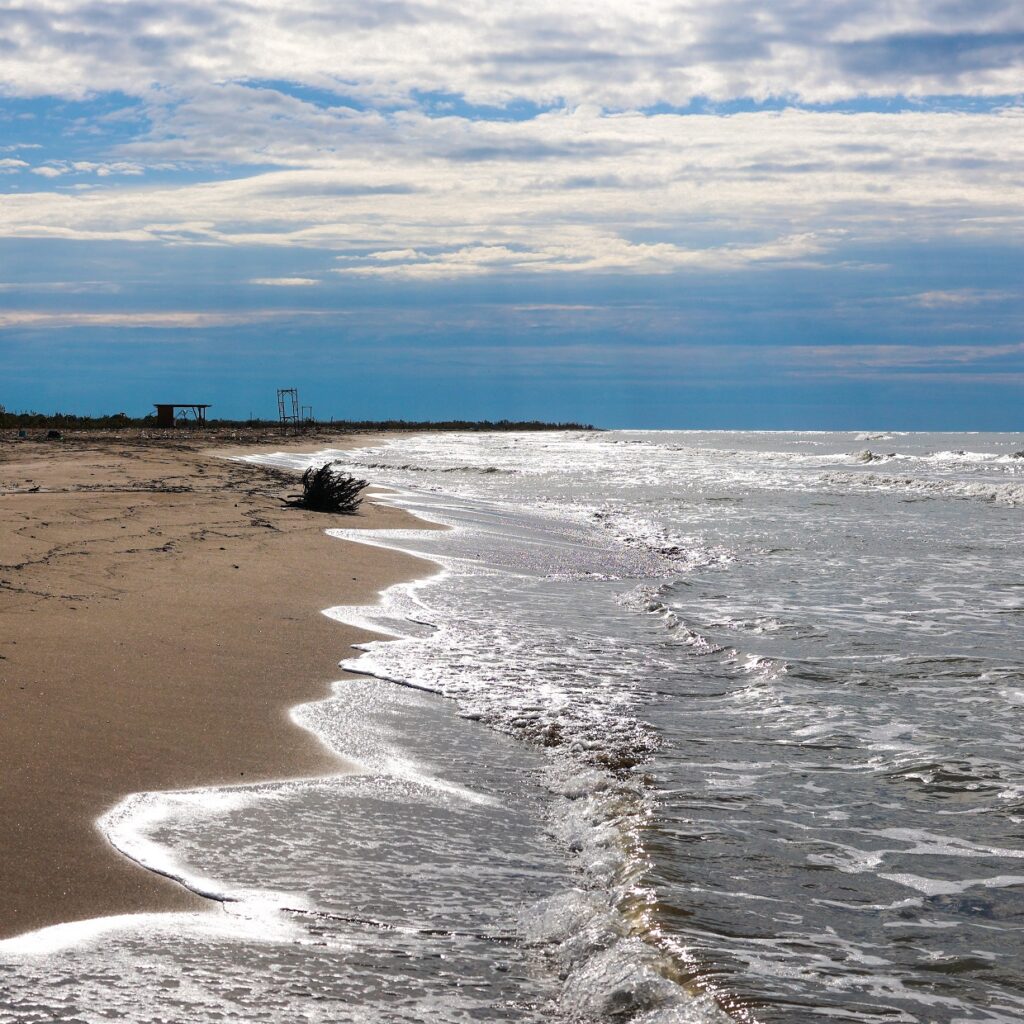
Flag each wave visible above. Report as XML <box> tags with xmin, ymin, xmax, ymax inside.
<box><xmin>523</xmin><ymin>890</ymin><xmax>731</xmax><ymax>1024</ymax></box>
<box><xmin>851</xmin><ymin>448</ymin><xmax>900</xmax><ymax>464</ymax></box>
<box><xmin>359</xmin><ymin>461</ymin><xmax>517</xmax><ymax>475</ymax></box>
<box><xmin>323</xmin><ymin>517</ymin><xmax>737</xmax><ymax>1022</ymax></box>
<box><xmin>821</xmin><ymin>471</ymin><xmax>1024</xmax><ymax>506</ymax></box>
<box><xmin>588</xmin><ymin>508</ymin><xmax>736</xmax><ymax>572</ymax></box>
<box><xmin>923</xmin><ymin>449</ymin><xmax>1024</xmax><ymax>464</ymax></box>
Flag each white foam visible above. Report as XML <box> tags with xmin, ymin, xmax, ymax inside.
<box><xmin>99</xmin><ymin>788</ymin><xmax>270</xmax><ymax>902</ymax></box>
<box><xmin>820</xmin><ymin>470</ymin><xmax>1024</xmax><ymax>506</ymax></box>
<box><xmin>0</xmin><ymin>902</ymin><xmax>301</xmax><ymax>958</ymax></box>
<box><xmin>878</xmin><ymin>873</ymin><xmax>1024</xmax><ymax>896</ymax></box>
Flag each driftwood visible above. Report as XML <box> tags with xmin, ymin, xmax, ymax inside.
<box><xmin>284</xmin><ymin>463</ymin><xmax>368</xmax><ymax>514</ymax></box>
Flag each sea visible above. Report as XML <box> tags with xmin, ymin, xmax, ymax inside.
<box><xmin>2</xmin><ymin>430</ymin><xmax>1023</xmax><ymax>1024</ymax></box>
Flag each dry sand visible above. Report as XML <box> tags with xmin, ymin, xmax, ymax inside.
<box><xmin>0</xmin><ymin>430</ymin><xmax>437</xmax><ymax>940</ymax></box>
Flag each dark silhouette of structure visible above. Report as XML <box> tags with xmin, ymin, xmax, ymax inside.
<box><xmin>277</xmin><ymin>388</ymin><xmax>300</xmax><ymax>432</ymax></box>
<box><xmin>154</xmin><ymin>403</ymin><xmax>210</xmax><ymax>428</ymax></box>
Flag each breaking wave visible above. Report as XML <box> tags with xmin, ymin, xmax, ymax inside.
<box><xmin>821</xmin><ymin>470</ymin><xmax>1024</xmax><ymax>506</ymax></box>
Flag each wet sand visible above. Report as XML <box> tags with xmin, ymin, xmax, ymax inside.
<box><xmin>0</xmin><ymin>430</ymin><xmax>437</xmax><ymax>940</ymax></box>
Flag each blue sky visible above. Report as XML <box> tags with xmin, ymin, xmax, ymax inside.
<box><xmin>1</xmin><ymin>1</ymin><xmax>1022</xmax><ymax>428</ymax></box>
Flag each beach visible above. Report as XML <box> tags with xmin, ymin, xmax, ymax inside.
<box><xmin>0</xmin><ymin>430</ymin><xmax>438</xmax><ymax>940</ymax></box>
<box><xmin>3</xmin><ymin>429</ymin><xmax>1023</xmax><ymax>1023</ymax></box>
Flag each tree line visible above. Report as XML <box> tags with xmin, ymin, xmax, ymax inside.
<box><xmin>0</xmin><ymin>407</ymin><xmax>596</xmax><ymax>432</ymax></box>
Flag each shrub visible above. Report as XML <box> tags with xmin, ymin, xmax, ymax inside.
<box><xmin>285</xmin><ymin>463</ymin><xmax>368</xmax><ymax>513</ymax></box>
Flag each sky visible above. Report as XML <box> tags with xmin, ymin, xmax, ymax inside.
<box><xmin>1</xmin><ymin>1</ymin><xmax>1023</xmax><ymax>428</ymax></box>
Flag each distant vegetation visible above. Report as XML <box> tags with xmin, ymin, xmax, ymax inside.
<box><xmin>1</xmin><ymin>409</ymin><xmax>142</xmax><ymax>430</ymax></box>
<box><xmin>0</xmin><ymin>406</ymin><xmax>596</xmax><ymax>432</ymax></box>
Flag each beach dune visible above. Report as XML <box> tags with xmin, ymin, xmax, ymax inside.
<box><xmin>0</xmin><ymin>433</ymin><xmax>434</xmax><ymax>940</ymax></box>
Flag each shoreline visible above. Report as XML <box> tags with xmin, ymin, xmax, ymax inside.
<box><xmin>0</xmin><ymin>431</ymin><xmax>439</xmax><ymax>940</ymax></box>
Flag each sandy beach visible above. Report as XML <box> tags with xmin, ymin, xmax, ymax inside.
<box><xmin>0</xmin><ymin>430</ymin><xmax>436</xmax><ymax>941</ymax></box>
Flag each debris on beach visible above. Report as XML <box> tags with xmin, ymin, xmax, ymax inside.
<box><xmin>284</xmin><ymin>463</ymin><xmax>368</xmax><ymax>514</ymax></box>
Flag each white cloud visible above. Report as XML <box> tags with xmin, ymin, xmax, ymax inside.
<box><xmin>1</xmin><ymin>1</ymin><xmax>1022</xmax><ymax>106</ymax></box>
<box><xmin>70</xmin><ymin>161</ymin><xmax>146</xmax><ymax>176</ymax></box>
<box><xmin>0</xmin><ymin>158</ymin><xmax>28</xmax><ymax>172</ymax></box>
<box><xmin>27</xmin><ymin>160</ymin><xmax>147</xmax><ymax>179</ymax></box>
<box><xmin>337</xmin><ymin>233</ymin><xmax>833</xmax><ymax>278</ymax></box>
<box><xmin>0</xmin><ymin>107</ymin><xmax>1019</xmax><ymax>276</ymax></box>
<box><xmin>906</xmin><ymin>288</ymin><xmax>1017</xmax><ymax>307</ymax></box>
<box><xmin>248</xmin><ymin>277</ymin><xmax>321</xmax><ymax>286</ymax></box>
<box><xmin>0</xmin><ymin>4</ymin><xmax>1021</xmax><ymax>280</ymax></box>
<box><xmin>0</xmin><ymin>310</ymin><xmax>328</xmax><ymax>329</ymax></box>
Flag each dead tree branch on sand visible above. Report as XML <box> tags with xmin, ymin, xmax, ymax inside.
<box><xmin>284</xmin><ymin>464</ymin><xmax>368</xmax><ymax>514</ymax></box>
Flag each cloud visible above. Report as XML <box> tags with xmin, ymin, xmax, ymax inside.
<box><xmin>70</xmin><ymin>161</ymin><xmax>146</xmax><ymax>177</ymax></box>
<box><xmin>379</xmin><ymin>338</ymin><xmax>1024</xmax><ymax>381</ymax></box>
<box><xmin>905</xmin><ymin>288</ymin><xmax>1017</xmax><ymax>307</ymax></box>
<box><xmin>0</xmin><ymin>105</ymin><xmax>1019</xmax><ymax>276</ymax></box>
<box><xmin>25</xmin><ymin>160</ymin><xmax>147</xmax><ymax>179</ymax></box>
<box><xmin>0</xmin><ymin>310</ymin><xmax>330</xmax><ymax>329</ymax></box>
<box><xmin>836</xmin><ymin>30</ymin><xmax>1024</xmax><ymax>80</ymax></box>
<box><xmin>0</xmin><ymin>280</ymin><xmax>122</xmax><ymax>293</ymax></box>
<box><xmin>1</xmin><ymin>0</ymin><xmax>1022</xmax><ymax>107</ymax></box>
<box><xmin>0</xmin><ymin>158</ymin><xmax>28</xmax><ymax>172</ymax></box>
<box><xmin>337</xmin><ymin>233</ymin><xmax>833</xmax><ymax>278</ymax></box>
<box><xmin>0</xmin><ymin>4</ymin><xmax>1021</xmax><ymax>285</ymax></box>
<box><xmin>248</xmin><ymin>277</ymin><xmax>321</xmax><ymax>286</ymax></box>
<box><xmin>790</xmin><ymin>341</ymin><xmax>1024</xmax><ymax>369</ymax></box>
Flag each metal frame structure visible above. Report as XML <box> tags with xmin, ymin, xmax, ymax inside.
<box><xmin>277</xmin><ymin>388</ymin><xmax>300</xmax><ymax>432</ymax></box>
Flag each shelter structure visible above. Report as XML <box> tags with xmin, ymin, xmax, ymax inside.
<box><xmin>154</xmin><ymin>403</ymin><xmax>210</xmax><ymax>428</ymax></box>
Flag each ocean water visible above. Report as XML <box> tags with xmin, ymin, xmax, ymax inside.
<box><xmin>3</xmin><ymin>430</ymin><xmax>1023</xmax><ymax>1024</ymax></box>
